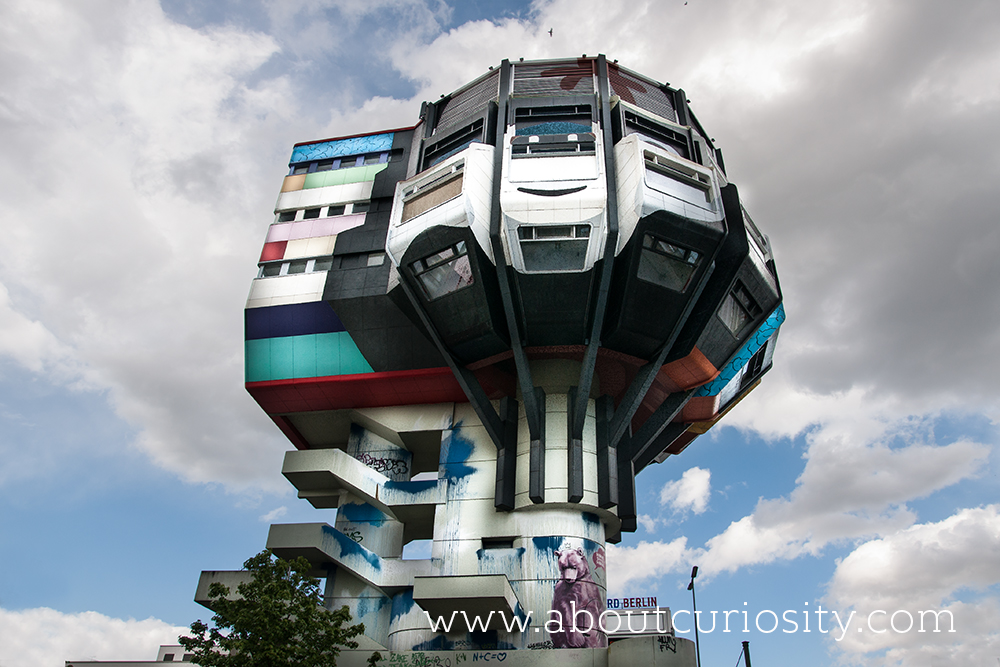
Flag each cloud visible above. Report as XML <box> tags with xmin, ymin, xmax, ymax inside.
<box><xmin>259</xmin><ymin>505</ymin><xmax>288</xmax><ymax>522</ymax></box>
<box><xmin>825</xmin><ymin>505</ymin><xmax>1000</xmax><ymax>665</ymax></box>
<box><xmin>660</xmin><ymin>466</ymin><xmax>712</xmax><ymax>515</ymax></box>
<box><xmin>606</xmin><ymin>538</ymin><xmax>691</xmax><ymax>594</ymax></box>
<box><xmin>0</xmin><ymin>606</ymin><xmax>184</xmax><ymax>667</ymax></box>
<box><xmin>700</xmin><ymin>412</ymin><xmax>989</xmax><ymax>574</ymax></box>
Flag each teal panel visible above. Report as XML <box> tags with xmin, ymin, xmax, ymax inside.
<box><xmin>303</xmin><ymin>163</ymin><xmax>388</xmax><ymax>190</ymax></box>
<box><xmin>268</xmin><ymin>337</ymin><xmax>295</xmax><ymax>381</ymax></box>
<box><xmin>290</xmin><ymin>134</ymin><xmax>394</xmax><ymax>163</ymax></box>
<box><xmin>244</xmin><ymin>339</ymin><xmax>271</xmax><ymax>383</ymax></box>
<box><xmin>245</xmin><ymin>332</ymin><xmax>373</xmax><ymax>382</ymax></box>
<box><xmin>337</xmin><ymin>333</ymin><xmax>375</xmax><ymax>375</ymax></box>
<box><xmin>292</xmin><ymin>334</ymin><xmax>318</xmax><ymax>379</ymax></box>
<box><xmin>315</xmin><ymin>332</ymin><xmax>341</xmax><ymax>376</ymax></box>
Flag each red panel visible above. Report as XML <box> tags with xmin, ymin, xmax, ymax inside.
<box><xmin>661</xmin><ymin>347</ymin><xmax>719</xmax><ymax>390</ymax></box>
<box><xmin>271</xmin><ymin>414</ymin><xmax>310</xmax><ymax>450</ymax></box>
<box><xmin>260</xmin><ymin>241</ymin><xmax>287</xmax><ymax>262</ymax></box>
<box><xmin>246</xmin><ymin>367</ymin><xmax>468</xmax><ymax>415</ymax></box>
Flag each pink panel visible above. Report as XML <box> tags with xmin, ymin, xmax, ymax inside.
<box><xmin>266</xmin><ymin>223</ymin><xmax>293</xmax><ymax>242</ymax></box>
<box><xmin>287</xmin><ymin>214</ymin><xmax>367</xmax><ymax>241</ymax></box>
<box><xmin>260</xmin><ymin>241</ymin><xmax>288</xmax><ymax>262</ymax></box>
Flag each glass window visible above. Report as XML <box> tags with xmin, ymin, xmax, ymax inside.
<box><xmin>292</xmin><ymin>165</ymin><xmax>308</xmax><ymax>175</ymax></box>
<box><xmin>338</xmin><ymin>156</ymin><xmax>359</xmax><ymax>169</ymax></box>
<box><xmin>636</xmin><ymin>234</ymin><xmax>700</xmax><ymax>292</ymax></box>
<box><xmin>327</xmin><ymin>205</ymin><xmax>346</xmax><ymax>216</ymax></box>
<box><xmin>352</xmin><ymin>202</ymin><xmax>370</xmax><ymax>214</ymax></box>
<box><xmin>287</xmin><ymin>260</ymin><xmax>308</xmax><ymax>275</ymax></box>
<box><xmin>364</xmin><ymin>153</ymin><xmax>381</xmax><ymax>165</ymax></box>
<box><xmin>316</xmin><ymin>159</ymin><xmax>334</xmax><ymax>172</ymax></box>
<box><xmin>412</xmin><ymin>242</ymin><xmax>474</xmax><ymax>300</ymax></box>
<box><xmin>718</xmin><ymin>282</ymin><xmax>761</xmax><ymax>336</ymax></box>
<box><xmin>303</xmin><ymin>208</ymin><xmax>321</xmax><ymax>219</ymax></box>
<box><xmin>277</xmin><ymin>211</ymin><xmax>296</xmax><ymax>222</ymax></box>
<box><xmin>261</xmin><ymin>263</ymin><xmax>282</xmax><ymax>277</ymax></box>
<box><xmin>313</xmin><ymin>257</ymin><xmax>334</xmax><ymax>272</ymax></box>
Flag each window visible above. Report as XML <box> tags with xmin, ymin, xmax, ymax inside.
<box><xmin>517</xmin><ymin>225</ymin><xmax>590</xmax><ymax>272</ymax></box>
<box><xmin>258</xmin><ymin>257</ymin><xmax>334</xmax><ymax>278</ymax></box>
<box><xmin>327</xmin><ymin>205</ymin><xmax>346</xmax><ymax>216</ymax></box>
<box><xmin>364</xmin><ymin>153</ymin><xmax>381</xmax><ymax>165</ymax></box>
<box><xmin>292</xmin><ymin>165</ymin><xmax>308</xmax><ymax>175</ymax></box>
<box><xmin>422</xmin><ymin>119</ymin><xmax>485</xmax><ymax>169</ymax></box>
<box><xmin>511</xmin><ymin>133</ymin><xmax>596</xmax><ymax>157</ymax></box>
<box><xmin>718</xmin><ymin>281</ymin><xmax>761</xmax><ymax>336</ymax></box>
<box><xmin>352</xmin><ymin>202</ymin><xmax>370</xmax><ymax>214</ymax></box>
<box><xmin>514</xmin><ymin>104</ymin><xmax>593</xmax><ymax>135</ymax></box>
<box><xmin>287</xmin><ymin>152</ymin><xmax>391</xmax><ymax>175</ymax></box>
<box><xmin>644</xmin><ymin>151</ymin><xmax>712</xmax><ymax>195</ymax></box>
<box><xmin>277</xmin><ymin>211</ymin><xmax>296</xmax><ymax>222</ymax></box>
<box><xmin>411</xmin><ymin>241</ymin><xmax>474</xmax><ymax>300</ymax></box>
<box><xmin>367</xmin><ymin>253</ymin><xmax>385</xmax><ymax>267</ymax></box>
<box><xmin>303</xmin><ymin>208</ymin><xmax>321</xmax><ymax>219</ymax></box>
<box><xmin>401</xmin><ymin>166</ymin><xmax>464</xmax><ymax>224</ymax></box>
<box><xmin>162</xmin><ymin>655</ymin><xmax>174</xmax><ymax>663</ymax></box>
<box><xmin>482</xmin><ymin>537</ymin><xmax>515</xmax><ymax>549</ymax></box>
<box><xmin>637</xmin><ymin>234</ymin><xmax>700</xmax><ymax>292</ymax></box>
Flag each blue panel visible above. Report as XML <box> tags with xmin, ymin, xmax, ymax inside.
<box><xmin>290</xmin><ymin>133</ymin><xmax>394</xmax><ymax>164</ymax></box>
<box><xmin>244</xmin><ymin>302</ymin><xmax>345</xmax><ymax>340</ymax></box>
<box><xmin>694</xmin><ymin>304</ymin><xmax>786</xmax><ymax>397</ymax></box>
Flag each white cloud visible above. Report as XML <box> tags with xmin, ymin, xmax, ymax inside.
<box><xmin>660</xmin><ymin>466</ymin><xmax>712</xmax><ymax>515</ymax></box>
<box><xmin>606</xmin><ymin>538</ymin><xmax>691</xmax><ymax>594</ymax></box>
<box><xmin>0</xmin><ymin>606</ymin><xmax>184</xmax><ymax>667</ymax></box>
<box><xmin>825</xmin><ymin>505</ymin><xmax>1000</xmax><ymax>666</ymax></box>
<box><xmin>259</xmin><ymin>505</ymin><xmax>288</xmax><ymax>522</ymax></box>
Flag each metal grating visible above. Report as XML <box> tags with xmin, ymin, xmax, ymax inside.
<box><xmin>609</xmin><ymin>65</ymin><xmax>676</xmax><ymax>122</ymax></box>
<box><xmin>512</xmin><ymin>60</ymin><xmax>595</xmax><ymax>98</ymax></box>
<box><xmin>436</xmin><ymin>70</ymin><xmax>500</xmax><ymax>130</ymax></box>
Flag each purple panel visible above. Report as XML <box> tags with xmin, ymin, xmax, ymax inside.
<box><xmin>245</xmin><ymin>301</ymin><xmax>346</xmax><ymax>340</ymax></box>
<box><xmin>266</xmin><ymin>223</ymin><xmax>293</xmax><ymax>243</ymax></box>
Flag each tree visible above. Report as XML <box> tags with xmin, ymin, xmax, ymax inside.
<box><xmin>180</xmin><ymin>550</ymin><xmax>364</xmax><ymax>667</ymax></box>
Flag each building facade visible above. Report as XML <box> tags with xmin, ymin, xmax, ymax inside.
<box><xmin>202</xmin><ymin>56</ymin><xmax>782</xmax><ymax>661</ymax></box>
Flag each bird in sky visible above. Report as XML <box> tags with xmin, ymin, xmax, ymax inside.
<box><xmin>548</xmin><ymin>28</ymin><xmax>553</xmax><ymax>36</ymax></box>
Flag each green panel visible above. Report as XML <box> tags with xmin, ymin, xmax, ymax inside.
<box><xmin>292</xmin><ymin>335</ymin><xmax>318</xmax><ymax>379</ymax></box>
<box><xmin>302</xmin><ymin>163</ymin><xmax>388</xmax><ymax>190</ymax></box>
<box><xmin>245</xmin><ymin>332</ymin><xmax>373</xmax><ymax>382</ymax></box>
<box><xmin>244</xmin><ymin>339</ymin><xmax>271</xmax><ymax>383</ymax></box>
<box><xmin>315</xmin><ymin>332</ymin><xmax>341</xmax><ymax>376</ymax></box>
<box><xmin>335</xmin><ymin>332</ymin><xmax>375</xmax><ymax>375</ymax></box>
<box><xmin>269</xmin><ymin>337</ymin><xmax>296</xmax><ymax>380</ymax></box>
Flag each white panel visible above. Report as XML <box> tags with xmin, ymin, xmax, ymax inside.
<box><xmin>275</xmin><ymin>180</ymin><xmax>376</xmax><ymax>212</ymax></box>
<box><xmin>245</xmin><ymin>272</ymin><xmax>327</xmax><ymax>308</ymax></box>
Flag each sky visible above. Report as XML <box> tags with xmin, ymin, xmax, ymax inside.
<box><xmin>1</xmin><ymin>0</ymin><xmax>998</xmax><ymax>665</ymax></box>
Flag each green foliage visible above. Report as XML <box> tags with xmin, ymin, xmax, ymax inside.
<box><xmin>367</xmin><ymin>650</ymin><xmax>383</xmax><ymax>666</ymax></box>
<box><xmin>180</xmin><ymin>550</ymin><xmax>364</xmax><ymax>667</ymax></box>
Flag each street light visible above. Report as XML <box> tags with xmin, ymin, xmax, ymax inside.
<box><xmin>687</xmin><ymin>566</ymin><xmax>702</xmax><ymax>667</ymax></box>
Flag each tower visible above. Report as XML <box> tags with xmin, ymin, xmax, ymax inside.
<box><xmin>200</xmin><ymin>56</ymin><xmax>783</xmax><ymax>663</ymax></box>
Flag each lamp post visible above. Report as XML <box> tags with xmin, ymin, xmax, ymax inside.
<box><xmin>688</xmin><ymin>566</ymin><xmax>702</xmax><ymax>667</ymax></box>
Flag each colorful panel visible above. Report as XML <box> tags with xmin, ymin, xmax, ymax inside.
<box><xmin>245</xmin><ymin>368</ymin><xmax>468</xmax><ymax>414</ymax></box>
<box><xmin>694</xmin><ymin>304</ymin><xmax>785</xmax><ymax>397</ymax></box>
<box><xmin>283</xmin><ymin>236</ymin><xmax>336</xmax><ymax>260</ymax></box>
<box><xmin>245</xmin><ymin>301</ymin><xmax>345</xmax><ymax>340</ymax></box>
<box><xmin>266</xmin><ymin>214</ymin><xmax>366</xmax><ymax>243</ymax></box>
<box><xmin>245</xmin><ymin>272</ymin><xmax>327</xmax><ymax>309</ymax></box>
<box><xmin>260</xmin><ymin>241</ymin><xmax>287</xmax><ymax>262</ymax></box>
<box><xmin>245</xmin><ymin>332</ymin><xmax>373</xmax><ymax>382</ymax></box>
<box><xmin>290</xmin><ymin>133</ymin><xmax>394</xmax><ymax>164</ymax></box>
<box><xmin>303</xmin><ymin>164</ymin><xmax>388</xmax><ymax>189</ymax></box>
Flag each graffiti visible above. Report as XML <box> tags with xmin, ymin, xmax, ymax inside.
<box><xmin>549</xmin><ymin>547</ymin><xmax>606</xmax><ymax>648</ymax></box>
<box><xmin>592</xmin><ymin>547</ymin><xmax>606</xmax><ymax>571</ymax></box>
<box><xmin>356</xmin><ymin>453</ymin><xmax>409</xmax><ymax>476</ymax></box>
<box><xmin>344</xmin><ymin>530</ymin><xmax>364</xmax><ymax>544</ymax></box>
<box><xmin>657</xmin><ymin>635</ymin><xmax>677</xmax><ymax>653</ymax></box>
<box><xmin>389</xmin><ymin>653</ymin><xmax>451</xmax><ymax>667</ymax></box>
<box><xmin>471</xmin><ymin>653</ymin><xmax>507</xmax><ymax>662</ymax></box>
<box><xmin>527</xmin><ymin>641</ymin><xmax>554</xmax><ymax>649</ymax></box>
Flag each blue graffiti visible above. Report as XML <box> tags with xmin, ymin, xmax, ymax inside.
<box><xmin>323</xmin><ymin>524</ymin><xmax>381</xmax><ymax>571</ymax></box>
<box><xmin>695</xmin><ymin>304</ymin><xmax>785</xmax><ymax>397</ymax></box>
<box><xmin>290</xmin><ymin>133</ymin><xmax>394</xmax><ymax>164</ymax></box>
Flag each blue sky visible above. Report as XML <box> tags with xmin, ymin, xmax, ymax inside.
<box><xmin>1</xmin><ymin>0</ymin><xmax>999</xmax><ymax>665</ymax></box>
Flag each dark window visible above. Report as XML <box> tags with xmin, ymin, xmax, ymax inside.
<box><xmin>303</xmin><ymin>208</ymin><xmax>321</xmax><ymax>219</ymax></box>
<box><xmin>313</xmin><ymin>257</ymin><xmax>334</xmax><ymax>272</ymax></box>
<box><xmin>162</xmin><ymin>655</ymin><xmax>174</xmax><ymax>662</ymax></box>
<box><xmin>277</xmin><ymin>211</ymin><xmax>296</xmax><ymax>222</ymax></box>
<box><xmin>338</xmin><ymin>156</ymin><xmax>360</xmax><ymax>169</ymax></box>
<box><xmin>287</xmin><ymin>260</ymin><xmax>308</xmax><ymax>275</ymax></box>
<box><xmin>718</xmin><ymin>281</ymin><xmax>761</xmax><ymax>336</ymax></box>
<box><xmin>514</xmin><ymin>104</ymin><xmax>594</xmax><ymax>135</ymax></box>
<box><xmin>637</xmin><ymin>234</ymin><xmax>700</xmax><ymax>292</ymax></box>
<box><xmin>327</xmin><ymin>205</ymin><xmax>346</xmax><ymax>216</ymax></box>
<box><xmin>511</xmin><ymin>133</ymin><xmax>596</xmax><ymax>158</ymax></box>
<box><xmin>518</xmin><ymin>225</ymin><xmax>590</xmax><ymax>272</ymax></box>
<box><xmin>316</xmin><ymin>159</ymin><xmax>334</xmax><ymax>172</ymax></box>
<box><xmin>292</xmin><ymin>164</ymin><xmax>308</xmax><ymax>175</ymax></box>
<box><xmin>624</xmin><ymin>111</ymin><xmax>690</xmax><ymax>158</ymax></box>
<box><xmin>261</xmin><ymin>263</ymin><xmax>282</xmax><ymax>277</ymax></box>
<box><xmin>422</xmin><ymin>119</ymin><xmax>485</xmax><ymax>169</ymax></box>
<box><xmin>182</xmin><ymin>655</ymin><xmax>194</xmax><ymax>662</ymax></box>
<box><xmin>481</xmin><ymin>537</ymin><xmax>515</xmax><ymax>549</ymax></box>
<box><xmin>411</xmin><ymin>241</ymin><xmax>474</xmax><ymax>300</ymax></box>
<box><xmin>364</xmin><ymin>153</ymin><xmax>381</xmax><ymax>165</ymax></box>
<box><xmin>352</xmin><ymin>202</ymin><xmax>370</xmax><ymax>214</ymax></box>
<box><xmin>401</xmin><ymin>171</ymin><xmax>464</xmax><ymax>224</ymax></box>
<box><xmin>740</xmin><ymin>341</ymin><xmax>768</xmax><ymax>390</ymax></box>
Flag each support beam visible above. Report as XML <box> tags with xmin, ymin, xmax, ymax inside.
<box><xmin>494</xmin><ymin>396</ymin><xmax>519</xmax><ymax>511</ymax></box>
<box><xmin>528</xmin><ymin>388</ymin><xmax>546</xmax><ymax>504</ymax></box>
<box><xmin>595</xmin><ymin>395</ymin><xmax>618</xmax><ymax>509</ymax></box>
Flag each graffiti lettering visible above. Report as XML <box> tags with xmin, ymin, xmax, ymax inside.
<box><xmin>344</xmin><ymin>530</ymin><xmax>364</xmax><ymax>543</ymax></box>
<box><xmin>470</xmin><ymin>652</ymin><xmax>507</xmax><ymax>662</ymax></box>
<box><xmin>527</xmin><ymin>641</ymin><xmax>554</xmax><ymax>649</ymax></box>
<box><xmin>657</xmin><ymin>635</ymin><xmax>677</xmax><ymax>653</ymax></box>
<box><xmin>356</xmin><ymin>453</ymin><xmax>409</xmax><ymax>476</ymax></box>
